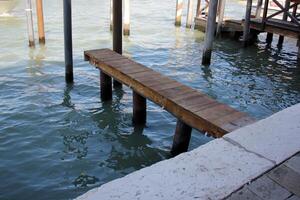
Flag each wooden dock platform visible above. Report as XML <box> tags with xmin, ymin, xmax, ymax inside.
<box><xmin>84</xmin><ymin>48</ymin><xmax>255</xmax><ymax>155</ymax></box>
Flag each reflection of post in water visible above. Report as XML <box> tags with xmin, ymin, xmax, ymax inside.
<box><xmin>62</xmin><ymin>83</ymin><xmax>74</xmax><ymax>109</ymax></box>
<box><xmin>201</xmin><ymin>65</ymin><xmax>213</xmax><ymax>84</ymax></box>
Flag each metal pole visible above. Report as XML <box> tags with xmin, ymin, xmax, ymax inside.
<box><xmin>113</xmin><ymin>0</ymin><xmax>123</xmax><ymax>88</ymax></box>
<box><xmin>124</xmin><ymin>0</ymin><xmax>130</xmax><ymax>35</ymax></box>
<box><xmin>63</xmin><ymin>0</ymin><xmax>73</xmax><ymax>83</ymax></box>
<box><xmin>243</xmin><ymin>0</ymin><xmax>252</xmax><ymax>47</ymax></box>
<box><xmin>175</xmin><ymin>0</ymin><xmax>183</xmax><ymax>26</ymax></box>
<box><xmin>202</xmin><ymin>0</ymin><xmax>219</xmax><ymax>65</ymax></box>
<box><xmin>26</xmin><ymin>0</ymin><xmax>35</xmax><ymax>47</ymax></box>
<box><xmin>36</xmin><ymin>0</ymin><xmax>45</xmax><ymax>44</ymax></box>
<box><xmin>186</xmin><ymin>0</ymin><xmax>194</xmax><ymax>28</ymax></box>
<box><xmin>217</xmin><ymin>0</ymin><xmax>226</xmax><ymax>35</ymax></box>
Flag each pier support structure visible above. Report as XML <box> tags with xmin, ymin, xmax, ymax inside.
<box><xmin>63</xmin><ymin>0</ymin><xmax>73</xmax><ymax>83</ymax></box>
<box><xmin>217</xmin><ymin>0</ymin><xmax>226</xmax><ymax>35</ymax></box>
<box><xmin>297</xmin><ymin>39</ymin><xmax>300</xmax><ymax>67</ymax></box>
<box><xmin>266</xmin><ymin>32</ymin><xmax>273</xmax><ymax>45</ymax></box>
<box><xmin>113</xmin><ymin>0</ymin><xmax>123</xmax><ymax>88</ymax></box>
<box><xmin>186</xmin><ymin>0</ymin><xmax>194</xmax><ymax>28</ymax></box>
<box><xmin>255</xmin><ymin>0</ymin><xmax>263</xmax><ymax>18</ymax></box>
<box><xmin>278</xmin><ymin>0</ymin><xmax>291</xmax><ymax>47</ymax></box>
<box><xmin>36</xmin><ymin>0</ymin><xmax>45</xmax><ymax>44</ymax></box>
<box><xmin>171</xmin><ymin>120</ymin><xmax>192</xmax><ymax>156</ymax></box>
<box><xmin>196</xmin><ymin>0</ymin><xmax>202</xmax><ymax>18</ymax></box>
<box><xmin>26</xmin><ymin>0</ymin><xmax>35</xmax><ymax>47</ymax></box>
<box><xmin>202</xmin><ymin>0</ymin><xmax>219</xmax><ymax>65</ymax></box>
<box><xmin>243</xmin><ymin>0</ymin><xmax>252</xmax><ymax>47</ymax></box>
<box><xmin>175</xmin><ymin>0</ymin><xmax>183</xmax><ymax>26</ymax></box>
<box><xmin>132</xmin><ymin>91</ymin><xmax>147</xmax><ymax>125</ymax></box>
<box><xmin>100</xmin><ymin>71</ymin><xmax>113</xmax><ymax>101</ymax></box>
<box><xmin>110</xmin><ymin>0</ymin><xmax>113</xmax><ymax>31</ymax></box>
<box><xmin>124</xmin><ymin>0</ymin><xmax>130</xmax><ymax>35</ymax></box>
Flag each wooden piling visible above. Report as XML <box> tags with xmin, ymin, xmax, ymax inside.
<box><xmin>297</xmin><ymin>39</ymin><xmax>300</xmax><ymax>67</ymax></box>
<box><xmin>171</xmin><ymin>120</ymin><xmax>192</xmax><ymax>156</ymax></box>
<box><xmin>36</xmin><ymin>0</ymin><xmax>45</xmax><ymax>44</ymax></box>
<box><xmin>266</xmin><ymin>32</ymin><xmax>273</xmax><ymax>45</ymax></box>
<box><xmin>217</xmin><ymin>0</ymin><xmax>226</xmax><ymax>35</ymax></box>
<box><xmin>278</xmin><ymin>0</ymin><xmax>290</xmax><ymax>47</ymax></box>
<box><xmin>132</xmin><ymin>91</ymin><xmax>147</xmax><ymax>125</ymax></box>
<box><xmin>196</xmin><ymin>0</ymin><xmax>202</xmax><ymax>18</ymax></box>
<box><xmin>25</xmin><ymin>0</ymin><xmax>35</xmax><ymax>47</ymax></box>
<box><xmin>202</xmin><ymin>0</ymin><xmax>219</xmax><ymax>65</ymax></box>
<box><xmin>100</xmin><ymin>71</ymin><xmax>113</xmax><ymax>101</ymax></box>
<box><xmin>255</xmin><ymin>0</ymin><xmax>263</xmax><ymax>18</ymax></box>
<box><xmin>110</xmin><ymin>0</ymin><xmax>113</xmax><ymax>31</ymax></box>
<box><xmin>175</xmin><ymin>0</ymin><xmax>183</xmax><ymax>26</ymax></box>
<box><xmin>186</xmin><ymin>0</ymin><xmax>194</xmax><ymax>28</ymax></box>
<box><xmin>63</xmin><ymin>0</ymin><xmax>73</xmax><ymax>83</ymax></box>
<box><xmin>113</xmin><ymin>0</ymin><xmax>123</xmax><ymax>88</ymax></box>
<box><xmin>242</xmin><ymin>0</ymin><xmax>252</xmax><ymax>47</ymax></box>
<box><xmin>124</xmin><ymin>0</ymin><xmax>130</xmax><ymax>35</ymax></box>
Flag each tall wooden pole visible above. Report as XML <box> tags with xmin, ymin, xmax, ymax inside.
<box><xmin>113</xmin><ymin>0</ymin><xmax>122</xmax><ymax>88</ymax></box>
<box><xmin>255</xmin><ymin>0</ymin><xmax>263</xmax><ymax>18</ymax></box>
<box><xmin>132</xmin><ymin>91</ymin><xmax>147</xmax><ymax>125</ymax></box>
<box><xmin>110</xmin><ymin>0</ymin><xmax>113</xmax><ymax>31</ymax></box>
<box><xmin>175</xmin><ymin>0</ymin><xmax>183</xmax><ymax>26</ymax></box>
<box><xmin>124</xmin><ymin>0</ymin><xmax>130</xmax><ymax>35</ymax></box>
<box><xmin>196</xmin><ymin>0</ymin><xmax>202</xmax><ymax>18</ymax></box>
<box><xmin>36</xmin><ymin>0</ymin><xmax>45</xmax><ymax>44</ymax></box>
<box><xmin>278</xmin><ymin>0</ymin><xmax>290</xmax><ymax>47</ymax></box>
<box><xmin>26</xmin><ymin>0</ymin><xmax>35</xmax><ymax>47</ymax></box>
<box><xmin>202</xmin><ymin>0</ymin><xmax>219</xmax><ymax>65</ymax></box>
<box><xmin>63</xmin><ymin>0</ymin><xmax>73</xmax><ymax>83</ymax></box>
<box><xmin>171</xmin><ymin>120</ymin><xmax>192</xmax><ymax>156</ymax></box>
<box><xmin>243</xmin><ymin>0</ymin><xmax>252</xmax><ymax>47</ymax></box>
<box><xmin>186</xmin><ymin>0</ymin><xmax>194</xmax><ymax>28</ymax></box>
<box><xmin>217</xmin><ymin>0</ymin><xmax>226</xmax><ymax>35</ymax></box>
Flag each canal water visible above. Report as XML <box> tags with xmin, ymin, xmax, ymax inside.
<box><xmin>0</xmin><ymin>0</ymin><xmax>299</xmax><ymax>199</ymax></box>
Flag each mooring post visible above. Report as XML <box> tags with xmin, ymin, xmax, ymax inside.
<box><xmin>196</xmin><ymin>0</ymin><xmax>202</xmax><ymax>18</ymax></box>
<box><xmin>175</xmin><ymin>0</ymin><xmax>183</xmax><ymax>26</ymax></box>
<box><xmin>255</xmin><ymin>0</ymin><xmax>263</xmax><ymax>18</ymax></box>
<box><xmin>242</xmin><ymin>0</ymin><xmax>252</xmax><ymax>47</ymax></box>
<box><xmin>202</xmin><ymin>0</ymin><xmax>219</xmax><ymax>65</ymax></box>
<box><xmin>36</xmin><ymin>0</ymin><xmax>45</xmax><ymax>44</ymax></box>
<box><xmin>113</xmin><ymin>0</ymin><xmax>123</xmax><ymax>88</ymax></box>
<box><xmin>110</xmin><ymin>0</ymin><xmax>113</xmax><ymax>31</ymax></box>
<box><xmin>26</xmin><ymin>0</ymin><xmax>35</xmax><ymax>47</ymax></box>
<box><xmin>63</xmin><ymin>0</ymin><xmax>73</xmax><ymax>83</ymax></box>
<box><xmin>100</xmin><ymin>71</ymin><xmax>113</xmax><ymax>101</ymax></box>
<box><xmin>278</xmin><ymin>0</ymin><xmax>290</xmax><ymax>47</ymax></box>
<box><xmin>171</xmin><ymin>120</ymin><xmax>192</xmax><ymax>156</ymax></box>
<box><xmin>297</xmin><ymin>39</ymin><xmax>300</xmax><ymax>67</ymax></box>
<box><xmin>132</xmin><ymin>91</ymin><xmax>147</xmax><ymax>125</ymax></box>
<box><xmin>217</xmin><ymin>0</ymin><xmax>226</xmax><ymax>35</ymax></box>
<box><xmin>124</xmin><ymin>0</ymin><xmax>130</xmax><ymax>35</ymax></box>
<box><xmin>266</xmin><ymin>32</ymin><xmax>273</xmax><ymax>45</ymax></box>
<box><xmin>186</xmin><ymin>0</ymin><xmax>194</xmax><ymax>28</ymax></box>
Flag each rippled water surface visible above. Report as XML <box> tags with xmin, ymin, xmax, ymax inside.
<box><xmin>0</xmin><ymin>0</ymin><xmax>300</xmax><ymax>199</ymax></box>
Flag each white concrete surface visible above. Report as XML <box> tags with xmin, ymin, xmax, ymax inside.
<box><xmin>76</xmin><ymin>103</ymin><xmax>300</xmax><ymax>200</ymax></box>
<box><xmin>225</xmin><ymin>103</ymin><xmax>300</xmax><ymax>164</ymax></box>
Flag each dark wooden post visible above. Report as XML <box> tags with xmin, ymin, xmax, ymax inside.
<box><xmin>36</xmin><ymin>0</ymin><xmax>45</xmax><ymax>44</ymax></box>
<box><xmin>202</xmin><ymin>0</ymin><xmax>219</xmax><ymax>65</ymax></box>
<box><xmin>100</xmin><ymin>71</ymin><xmax>112</xmax><ymax>101</ymax></box>
<box><xmin>132</xmin><ymin>91</ymin><xmax>147</xmax><ymax>125</ymax></box>
<box><xmin>243</xmin><ymin>0</ymin><xmax>252</xmax><ymax>47</ymax></box>
<box><xmin>113</xmin><ymin>0</ymin><xmax>123</xmax><ymax>88</ymax></box>
<box><xmin>278</xmin><ymin>0</ymin><xmax>290</xmax><ymax>47</ymax></box>
<box><xmin>175</xmin><ymin>0</ymin><xmax>183</xmax><ymax>26</ymax></box>
<box><xmin>297</xmin><ymin>39</ymin><xmax>300</xmax><ymax>67</ymax></box>
<box><xmin>171</xmin><ymin>120</ymin><xmax>192</xmax><ymax>156</ymax></box>
<box><xmin>255</xmin><ymin>0</ymin><xmax>263</xmax><ymax>18</ymax></box>
<box><xmin>266</xmin><ymin>32</ymin><xmax>273</xmax><ymax>45</ymax></box>
<box><xmin>63</xmin><ymin>0</ymin><xmax>73</xmax><ymax>83</ymax></box>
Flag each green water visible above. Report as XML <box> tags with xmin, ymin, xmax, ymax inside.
<box><xmin>0</xmin><ymin>0</ymin><xmax>299</xmax><ymax>199</ymax></box>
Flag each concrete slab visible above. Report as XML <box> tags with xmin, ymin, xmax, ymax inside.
<box><xmin>76</xmin><ymin>139</ymin><xmax>273</xmax><ymax>200</ymax></box>
<box><xmin>226</xmin><ymin>187</ymin><xmax>262</xmax><ymax>200</ymax></box>
<box><xmin>225</xmin><ymin>103</ymin><xmax>300</xmax><ymax>164</ymax></box>
<box><xmin>285</xmin><ymin>153</ymin><xmax>300</xmax><ymax>174</ymax></box>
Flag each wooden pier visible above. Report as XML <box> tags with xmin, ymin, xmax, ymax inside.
<box><xmin>84</xmin><ymin>48</ymin><xmax>255</xmax><ymax>156</ymax></box>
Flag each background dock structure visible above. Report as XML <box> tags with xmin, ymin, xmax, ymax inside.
<box><xmin>193</xmin><ymin>0</ymin><xmax>300</xmax><ymax>65</ymax></box>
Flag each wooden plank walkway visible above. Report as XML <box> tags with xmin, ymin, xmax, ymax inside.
<box><xmin>84</xmin><ymin>48</ymin><xmax>255</xmax><ymax>139</ymax></box>
<box><xmin>226</xmin><ymin>152</ymin><xmax>300</xmax><ymax>200</ymax></box>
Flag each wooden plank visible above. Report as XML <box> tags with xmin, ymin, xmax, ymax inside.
<box><xmin>85</xmin><ymin>49</ymin><xmax>255</xmax><ymax>137</ymax></box>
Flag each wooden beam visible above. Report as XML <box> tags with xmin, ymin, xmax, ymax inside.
<box><xmin>278</xmin><ymin>0</ymin><xmax>291</xmax><ymax>47</ymax></box>
<box><xmin>36</xmin><ymin>0</ymin><xmax>45</xmax><ymax>44</ymax></box>
<box><xmin>171</xmin><ymin>120</ymin><xmax>192</xmax><ymax>156</ymax></box>
<box><xmin>133</xmin><ymin>91</ymin><xmax>147</xmax><ymax>125</ymax></box>
<box><xmin>100</xmin><ymin>71</ymin><xmax>112</xmax><ymax>101</ymax></box>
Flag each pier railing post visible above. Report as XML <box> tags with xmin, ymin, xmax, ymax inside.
<box><xmin>113</xmin><ymin>0</ymin><xmax>123</xmax><ymax>88</ymax></box>
<box><xmin>171</xmin><ymin>120</ymin><xmax>192</xmax><ymax>156</ymax></box>
<box><xmin>36</xmin><ymin>0</ymin><xmax>45</xmax><ymax>44</ymax></box>
<box><xmin>26</xmin><ymin>0</ymin><xmax>35</xmax><ymax>47</ymax></box>
<box><xmin>202</xmin><ymin>0</ymin><xmax>219</xmax><ymax>65</ymax></box>
<box><xmin>186</xmin><ymin>0</ymin><xmax>194</xmax><ymax>28</ymax></box>
<box><xmin>175</xmin><ymin>0</ymin><xmax>183</xmax><ymax>26</ymax></box>
<box><xmin>63</xmin><ymin>0</ymin><xmax>73</xmax><ymax>83</ymax></box>
<box><xmin>242</xmin><ymin>0</ymin><xmax>252</xmax><ymax>47</ymax></box>
<box><xmin>132</xmin><ymin>91</ymin><xmax>147</xmax><ymax>125</ymax></box>
<box><xmin>100</xmin><ymin>71</ymin><xmax>113</xmax><ymax>101</ymax></box>
<box><xmin>217</xmin><ymin>0</ymin><xmax>226</xmax><ymax>35</ymax></box>
<box><xmin>124</xmin><ymin>0</ymin><xmax>130</xmax><ymax>35</ymax></box>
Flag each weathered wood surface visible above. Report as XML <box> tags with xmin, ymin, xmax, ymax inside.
<box><xmin>84</xmin><ymin>49</ymin><xmax>255</xmax><ymax>137</ymax></box>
